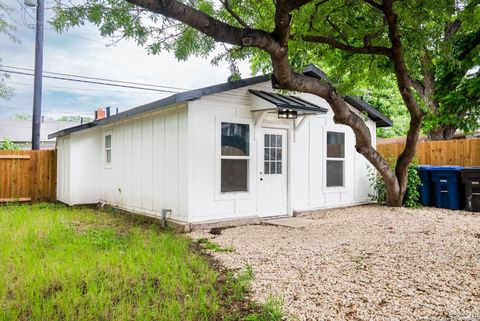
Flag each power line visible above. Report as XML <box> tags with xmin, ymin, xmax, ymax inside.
<box><xmin>9</xmin><ymin>81</ymin><xmax>165</xmax><ymax>95</ymax></box>
<box><xmin>0</xmin><ymin>69</ymin><xmax>183</xmax><ymax>93</ymax></box>
<box><xmin>3</xmin><ymin>65</ymin><xmax>189</xmax><ymax>91</ymax></box>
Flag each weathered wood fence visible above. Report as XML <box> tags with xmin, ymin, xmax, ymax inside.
<box><xmin>0</xmin><ymin>150</ymin><xmax>56</xmax><ymax>202</ymax></box>
<box><xmin>377</xmin><ymin>138</ymin><xmax>480</xmax><ymax>166</ymax></box>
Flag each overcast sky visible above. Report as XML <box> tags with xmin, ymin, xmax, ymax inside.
<box><xmin>0</xmin><ymin>0</ymin><xmax>251</xmax><ymax>119</ymax></box>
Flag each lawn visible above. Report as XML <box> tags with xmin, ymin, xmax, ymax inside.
<box><xmin>0</xmin><ymin>203</ymin><xmax>280</xmax><ymax>321</ymax></box>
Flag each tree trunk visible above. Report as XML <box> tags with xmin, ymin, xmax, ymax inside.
<box><xmin>427</xmin><ymin>124</ymin><xmax>457</xmax><ymax>140</ymax></box>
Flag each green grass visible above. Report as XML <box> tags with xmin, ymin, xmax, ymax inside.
<box><xmin>0</xmin><ymin>203</ymin><xmax>282</xmax><ymax>321</ymax></box>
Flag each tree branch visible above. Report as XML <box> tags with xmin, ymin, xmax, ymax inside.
<box><xmin>221</xmin><ymin>0</ymin><xmax>249</xmax><ymax>28</ymax></box>
<box><xmin>362</xmin><ymin>0</ymin><xmax>383</xmax><ymax>11</ymax></box>
<box><xmin>298</xmin><ymin>34</ymin><xmax>392</xmax><ymax>56</ymax></box>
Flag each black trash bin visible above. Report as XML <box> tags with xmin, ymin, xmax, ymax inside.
<box><xmin>460</xmin><ymin>167</ymin><xmax>480</xmax><ymax>212</ymax></box>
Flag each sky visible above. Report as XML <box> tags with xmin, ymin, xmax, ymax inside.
<box><xmin>0</xmin><ymin>0</ymin><xmax>251</xmax><ymax>120</ymax></box>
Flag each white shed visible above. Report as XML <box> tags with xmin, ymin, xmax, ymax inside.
<box><xmin>49</xmin><ymin>65</ymin><xmax>392</xmax><ymax>229</ymax></box>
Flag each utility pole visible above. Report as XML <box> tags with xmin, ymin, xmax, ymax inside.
<box><xmin>31</xmin><ymin>0</ymin><xmax>44</xmax><ymax>150</ymax></box>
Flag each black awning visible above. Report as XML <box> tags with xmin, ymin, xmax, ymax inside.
<box><xmin>249</xmin><ymin>89</ymin><xmax>328</xmax><ymax>115</ymax></box>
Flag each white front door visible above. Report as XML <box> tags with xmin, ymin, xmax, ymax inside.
<box><xmin>258</xmin><ymin>128</ymin><xmax>288</xmax><ymax>217</ymax></box>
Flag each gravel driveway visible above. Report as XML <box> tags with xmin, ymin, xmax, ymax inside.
<box><xmin>189</xmin><ymin>205</ymin><xmax>480</xmax><ymax>321</ymax></box>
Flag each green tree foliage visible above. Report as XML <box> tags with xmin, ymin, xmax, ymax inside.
<box><xmin>57</xmin><ymin>115</ymin><xmax>93</xmax><ymax>122</ymax></box>
<box><xmin>1</xmin><ymin>137</ymin><xmax>18</xmax><ymax>150</ymax></box>
<box><xmin>0</xmin><ymin>3</ymin><xmax>17</xmax><ymax>100</ymax></box>
<box><xmin>12</xmin><ymin>113</ymin><xmax>32</xmax><ymax>120</ymax></box>
<box><xmin>52</xmin><ymin>0</ymin><xmax>479</xmax><ymax>140</ymax></box>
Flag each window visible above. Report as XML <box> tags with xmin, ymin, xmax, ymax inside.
<box><xmin>264</xmin><ymin>134</ymin><xmax>282</xmax><ymax>174</ymax></box>
<box><xmin>326</xmin><ymin>131</ymin><xmax>344</xmax><ymax>187</ymax></box>
<box><xmin>220</xmin><ymin>122</ymin><xmax>249</xmax><ymax>193</ymax></box>
<box><xmin>105</xmin><ymin>134</ymin><xmax>112</xmax><ymax>164</ymax></box>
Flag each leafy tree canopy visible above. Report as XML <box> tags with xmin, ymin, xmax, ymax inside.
<box><xmin>57</xmin><ymin>115</ymin><xmax>93</xmax><ymax>122</ymax></box>
<box><xmin>0</xmin><ymin>3</ymin><xmax>17</xmax><ymax>100</ymax></box>
<box><xmin>52</xmin><ymin>0</ymin><xmax>479</xmax><ymax>139</ymax></box>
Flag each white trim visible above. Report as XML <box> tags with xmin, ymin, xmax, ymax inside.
<box><xmin>214</xmin><ymin>116</ymin><xmax>255</xmax><ymax>201</ymax></box>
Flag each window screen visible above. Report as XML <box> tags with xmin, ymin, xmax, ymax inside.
<box><xmin>105</xmin><ymin>134</ymin><xmax>112</xmax><ymax>164</ymax></box>
<box><xmin>327</xmin><ymin>132</ymin><xmax>344</xmax><ymax>158</ymax></box>
<box><xmin>220</xmin><ymin>122</ymin><xmax>250</xmax><ymax>193</ymax></box>
<box><xmin>326</xmin><ymin>131</ymin><xmax>344</xmax><ymax>187</ymax></box>
<box><xmin>326</xmin><ymin>160</ymin><xmax>343</xmax><ymax>187</ymax></box>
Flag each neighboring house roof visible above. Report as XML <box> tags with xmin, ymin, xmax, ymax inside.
<box><xmin>0</xmin><ymin>119</ymin><xmax>81</xmax><ymax>143</ymax></box>
<box><xmin>49</xmin><ymin>65</ymin><xmax>392</xmax><ymax>139</ymax></box>
<box><xmin>249</xmin><ymin>90</ymin><xmax>328</xmax><ymax>114</ymax></box>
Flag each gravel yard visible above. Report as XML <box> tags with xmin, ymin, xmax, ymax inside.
<box><xmin>189</xmin><ymin>205</ymin><xmax>480</xmax><ymax>321</ymax></box>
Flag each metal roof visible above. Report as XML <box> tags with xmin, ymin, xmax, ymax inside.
<box><xmin>303</xmin><ymin>64</ymin><xmax>393</xmax><ymax>127</ymax></box>
<box><xmin>49</xmin><ymin>65</ymin><xmax>392</xmax><ymax>138</ymax></box>
<box><xmin>249</xmin><ymin>89</ymin><xmax>328</xmax><ymax>114</ymax></box>
<box><xmin>49</xmin><ymin>75</ymin><xmax>270</xmax><ymax>139</ymax></box>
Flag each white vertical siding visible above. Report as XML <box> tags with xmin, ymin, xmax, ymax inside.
<box><xmin>187</xmin><ymin>81</ymin><xmax>375</xmax><ymax>222</ymax></box>
<box><xmin>56</xmin><ymin>135</ymin><xmax>71</xmax><ymax>204</ymax></box>
<box><xmin>69</xmin><ymin>128</ymin><xmax>102</xmax><ymax>204</ymax></box>
<box><xmin>99</xmin><ymin>104</ymin><xmax>188</xmax><ymax>221</ymax></box>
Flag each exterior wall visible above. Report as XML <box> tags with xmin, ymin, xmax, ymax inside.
<box><xmin>187</xmin><ymin>81</ymin><xmax>376</xmax><ymax>222</ymax></box>
<box><xmin>56</xmin><ymin>129</ymin><xmax>102</xmax><ymax>205</ymax></box>
<box><xmin>56</xmin><ymin>135</ymin><xmax>71</xmax><ymax>204</ymax></box>
<box><xmin>56</xmin><ymin>81</ymin><xmax>377</xmax><ymax>224</ymax></box>
<box><xmin>99</xmin><ymin>104</ymin><xmax>188</xmax><ymax>221</ymax></box>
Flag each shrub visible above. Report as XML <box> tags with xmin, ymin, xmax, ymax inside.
<box><xmin>1</xmin><ymin>137</ymin><xmax>18</xmax><ymax>150</ymax></box>
<box><xmin>368</xmin><ymin>159</ymin><xmax>421</xmax><ymax>207</ymax></box>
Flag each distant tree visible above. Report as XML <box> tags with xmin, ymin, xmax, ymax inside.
<box><xmin>57</xmin><ymin>115</ymin><xmax>93</xmax><ymax>122</ymax></box>
<box><xmin>12</xmin><ymin>114</ymin><xmax>32</xmax><ymax>120</ymax></box>
<box><xmin>0</xmin><ymin>3</ymin><xmax>18</xmax><ymax>100</ymax></box>
<box><xmin>1</xmin><ymin>137</ymin><xmax>18</xmax><ymax>150</ymax></box>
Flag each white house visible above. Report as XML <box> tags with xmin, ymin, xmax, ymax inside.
<box><xmin>49</xmin><ymin>65</ymin><xmax>392</xmax><ymax>230</ymax></box>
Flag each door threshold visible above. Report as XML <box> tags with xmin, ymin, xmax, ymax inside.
<box><xmin>261</xmin><ymin>215</ymin><xmax>291</xmax><ymax>221</ymax></box>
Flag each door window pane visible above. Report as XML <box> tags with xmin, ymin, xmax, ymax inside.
<box><xmin>264</xmin><ymin>134</ymin><xmax>283</xmax><ymax>175</ymax></box>
<box><xmin>327</xmin><ymin>132</ymin><xmax>344</xmax><ymax>158</ymax></box>
<box><xmin>221</xmin><ymin>123</ymin><xmax>249</xmax><ymax>156</ymax></box>
<box><xmin>327</xmin><ymin>160</ymin><xmax>343</xmax><ymax>187</ymax></box>
<box><xmin>221</xmin><ymin>159</ymin><xmax>248</xmax><ymax>192</ymax></box>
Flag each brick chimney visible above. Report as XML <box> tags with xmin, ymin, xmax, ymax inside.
<box><xmin>94</xmin><ymin>107</ymin><xmax>106</xmax><ymax>120</ymax></box>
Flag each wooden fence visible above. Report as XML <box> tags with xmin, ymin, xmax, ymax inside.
<box><xmin>0</xmin><ymin>150</ymin><xmax>56</xmax><ymax>202</ymax></box>
<box><xmin>377</xmin><ymin>137</ymin><xmax>480</xmax><ymax>166</ymax></box>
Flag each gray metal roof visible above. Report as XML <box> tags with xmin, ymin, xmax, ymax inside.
<box><xmin>49</xmin><ymin>75</ymin><xmax>270</xmax><ymax>139</ymax></box>
<box><xmin>49</xmin><ymin>65</ymin><xmax>392</xmax><ymax>138</ymax></box>
<box><xmin>249</xmin><ymin>89</ymin><xmax>328</xmax><ymax>114</ymax></box>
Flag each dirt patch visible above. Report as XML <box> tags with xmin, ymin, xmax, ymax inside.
<box><xmin>189</xmin><ymin>205</ymin><xmax>480</xmax><ymax>320</ymax></box>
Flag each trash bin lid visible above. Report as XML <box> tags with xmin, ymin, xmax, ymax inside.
<box><xmin>461</xmin><ymin>166</ymin><xmax>480</xmax><ymax>172</ymax></box>
<box><xmin>429</xmin><ymin>165</ymin><xmax>464</xmax><ymax>171</ymax></box>
<box><xmin>417</xmin><ymin>165</ymin><xmax>433</xmax><ymax>170</ymax></box>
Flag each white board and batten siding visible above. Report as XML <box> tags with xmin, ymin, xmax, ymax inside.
<box><xmin>56</xmin><ymin>80</ymin><xmax>376</xmax><ymax>224</ymax></box>
<box><xmin>187</xmin><ymin>81</ymin><xmax>375</xmax><ymax>223</ymax></box>
<box><xmin>57</xmin><ymin>104</ymin><xmax>189</xmax><ymax>222</ymax></box>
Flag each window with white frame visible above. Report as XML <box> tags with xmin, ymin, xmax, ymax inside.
<box><xmin>220</xmin><ymin>122</ymin><xmax>250</xmax><ymax>193</ymax></box>
<box><xmin>105</xmin><ymin>134</ymin><xmax>112</xmax><ymax>165</ymax></box>
<box><xmin>326</xmin><ymin>131</ymin><xmax>344</xmax><ymax>187</ymax></box>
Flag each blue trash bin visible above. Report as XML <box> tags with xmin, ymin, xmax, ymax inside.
<box><xmin>417</xmin><ymin>165</ymin><xmax>434</xmax><ymax>206</ymax></box>
<box><xmin>430</xmin><ymin>166</ymin><xmax>464</xmax><ymax>210</ymax></box>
